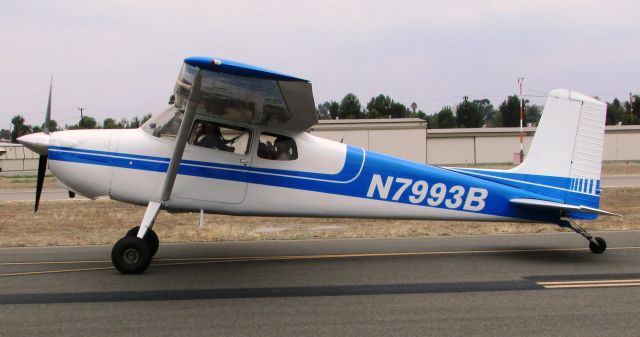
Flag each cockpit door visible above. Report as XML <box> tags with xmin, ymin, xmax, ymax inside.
<box><xmin>172</xmin><ymin>120</ymin><xmax>252</xmax><ymax>204</ymax></box>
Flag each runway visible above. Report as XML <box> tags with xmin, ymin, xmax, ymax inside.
<box><xmin>1</xmin><ymin>231</ymin><xmax>640</xmax><ymax>336</ymax></box>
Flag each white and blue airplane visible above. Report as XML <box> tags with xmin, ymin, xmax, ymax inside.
<box><xmin>18</xmin><ymin>56</ymin><xmax>617</xmax><ymax>274</ymax></box>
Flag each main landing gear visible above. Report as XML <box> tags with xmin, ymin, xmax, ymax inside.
<box><xmin>558</xmin><ymin>218</ymin><xmax>607</xmax><ymax>254</ymax></box>
<box><xmin>111</xmin><ymin>201</ymin><xmax>162</xmax><ymax>274</ymax></box>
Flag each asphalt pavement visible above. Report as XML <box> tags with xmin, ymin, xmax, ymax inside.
<box><xmin>1</xmin><ymin>231</ymin><xmax>639</xmax><ymax>336</ymax></box>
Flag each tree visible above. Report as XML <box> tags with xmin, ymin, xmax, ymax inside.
<box><xmin>455</xmin><ymin>97</ymin><xmax>483</xmax><ymax>128</ymax></box>
<box><xmin>434</xmin><ymin>106</ymin><xmax>456</xmax><ymax>129</ymax></box>
<box><xmin>103</xmin><ymin>118</ymin><xmax>120</xmax><ymax>129</ymax></box>
<box><xmin>622</xmin><ymin>96</ymin><xmax>640</xmax><ymax>125</ymax></box>
<box><xmin>48</xmin><ymin>119</ymin><xmax>58</xmax><ymax>132</ymax></box>
<box><xmin>411</xmin><ymin>110</ymin><xmax>427</xmax><ymax>120</ymax></box>
<box><xmin>316</xmin><ymin>103</ymin><xmax>331</xmax><ymax>119</ymax></box>
<box><xmin>0</xmin><ymin>129</ymin><xmax>10</xmax><ymax>140</ymax></box>
<box><xmin>606</xmin><ymin>99</ymin><xmax>624</xmax><ymax>125</ymax></box>
<box><xmin>366</xmin><ymin>94</ymin><xmax>392</xmax><ymax>119</ymax></box>
<box><xmin>129</xmin><ymin>117</ymin><xmax>142</xmax><ymax>129</ymax></box>
<box><xmin>632</xmin><ymin>95</ymin><xmax>640</xmax><ymax>121</ymax></box>
<box><xmin>498</xmin><ymin>95</ymin><xmax>527</xmax><ymax>127</ymax></box>
<box><xmin>526</xmin><ymin>104</ymin><xmax>543</xmax><ymax>126</ymax></box>
<box><xmin>474</xmin><ymin>99</ymin><xmax>496</xmax><ymax>126</ymax></box>
<box><xmin>11</xmin><ymin>115</ymin><xmax>31</xmax><ymax>142</ymax></box>
<box><xmin>366</xmin><ymin>94</ymin><xmax>409</xmax><ymax>118</ymax></box>
<box><xmin>68</xmin><ymin>116</ymin><xmax>98</xmax><ymax>129</ymax></box>
<box><xmin>389</xmin><ymin>101</ymin><xmax>408</xmax><ymax>118</ymax></box>
<box><xmin>81</xmin><ymin>116</ymin><xmax>98</xmax><ymax>129</ymax></box>
<box><xmin>317</xmin><ymin>101</ymin><xmax>340</xmax><ymax>119</ymax></box>
<box><xmin>339</xmin><ymin>93</ymin><xmax>362</xmax><ymax>119</ymax></box>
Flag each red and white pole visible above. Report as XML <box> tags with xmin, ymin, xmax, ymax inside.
<box><xmin>518</xmin><ymin>77</ymin><xmax>525</xmax><ymax>163</ymax></box>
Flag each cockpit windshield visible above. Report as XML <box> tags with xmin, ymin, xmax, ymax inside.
<box><xmin>174</xmin><ymin>64</ymin><xmax>290</xmax><ymax>124</ymax></box>
<box><xmin>141</xmin><ymin>107</ymin><xmax>183</xmax><ymax>139</ymax></box>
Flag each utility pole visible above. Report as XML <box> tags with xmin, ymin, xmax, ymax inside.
<box><xmin>78</xmin><ymin>107</ymin><xmax>84</xmax><ymax>128</ymax></box>
<box><xmin>517</xmin><ymin>77</ymin><xmax>525</xmax><ymax>163</ymax></box>
<box><xmin>631</xmin><ymin>92</ymin><xmax>634</xmax><ymax>118</ymax></box>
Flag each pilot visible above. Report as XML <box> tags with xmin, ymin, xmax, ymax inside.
<box><xmin>196</xmin><ymin>123</ymin><xmax>236</xmax><ymax>152</ymax></box>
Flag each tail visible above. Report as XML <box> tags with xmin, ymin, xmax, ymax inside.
<box><xmin>453</xmin><ymin>89</ymin><xmax>610</xmax><ymax>219</ymax></box>
<box><xmin>512</xmin><ymin>89</ymin><xmax>606</xmax><ymax>188</ymax></box>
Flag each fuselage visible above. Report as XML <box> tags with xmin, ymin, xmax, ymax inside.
<box><xmin>45</xmin><ymin>120</ymin><xmax>561</xmax><ymax>223</ymax></box>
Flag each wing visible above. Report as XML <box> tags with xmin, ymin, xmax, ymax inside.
<box><xmin>510</xmin><ymin>198</ymin><xmax>620</xmax><ymax>216</ymax></box>
<box><xmin>174</xmin><ymin>56</ymin><xmax>317</xmax><ymax>132</ymax></box>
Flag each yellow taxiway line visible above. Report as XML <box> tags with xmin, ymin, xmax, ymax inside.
<box><xmin>1</xmin><ymin>246</ymin><xmax>640</xmax><ymax>278</ymax></box>
<box><xmin>538</xmin><ymin>279</ymin><xmax>640</xmax><ymax>289</ymax></box>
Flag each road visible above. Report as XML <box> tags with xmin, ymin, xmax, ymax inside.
<box><xmin>1</xmin><ymin>231</ymin><xmax>639</xmax><ymax>336</ymax></box>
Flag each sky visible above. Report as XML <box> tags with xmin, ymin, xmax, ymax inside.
<box><xmin>1</xmin><ymin>0</ymin><xmax>638</xmax><ymax>130</ymax></box>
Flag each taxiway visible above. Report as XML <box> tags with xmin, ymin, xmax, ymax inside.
<box><xmin>1</xmin><ymin>231</ymin><xmax>639</xmax><ymax>336</ymax></box>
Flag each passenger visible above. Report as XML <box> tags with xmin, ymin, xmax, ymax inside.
<box><xmin>274</xmin><ymin>137</ymin><xmax>294</xmax><ymax>160</ymax></box>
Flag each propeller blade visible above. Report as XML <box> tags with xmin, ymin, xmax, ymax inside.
<box><xmin>44</xmin><ymin>77</ymin><xmax>52</xmax><ymax>134</ymax></box>
<box><xmin>35</xmin><ymin>154</ymin><xmax>47</xmax><ymax>212</ymax></box>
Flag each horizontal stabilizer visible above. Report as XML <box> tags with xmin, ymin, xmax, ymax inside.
<box><xmin>510</xmin><ymin>198</ymin><xmax>620</xmax><ymax>216</ymax></box>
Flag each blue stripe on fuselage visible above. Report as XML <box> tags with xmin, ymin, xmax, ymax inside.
<box><xmin>48</xmin><ymin>146</ymin><xmax>565</xmax><ymax>222</ymax></box>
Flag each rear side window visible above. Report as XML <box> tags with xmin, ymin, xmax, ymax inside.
<box><xmin>258</xmin><ymin>133</ymin><xmax>298</xmax><ymax>160</ymax></box>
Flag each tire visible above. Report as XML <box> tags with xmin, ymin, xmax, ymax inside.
<box><xmin>111</xmin><ymin>237</ymin><xmax>152</xmax><ymax>274</ymax></box>
<box><xmin>126</xmin><ymin>226</ymin><xmax>160</xmax><ymax>257</ymax></box>
<box><xmin>589</xmin><ymin>237</ymin><xmax>607</xmax><ymax>254</ymax></box>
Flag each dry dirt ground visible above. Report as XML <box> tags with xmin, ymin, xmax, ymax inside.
<box><xmin>0</xmin><ymin>187</ymin><xmax>638</xmax><ymax>247</ymax></box>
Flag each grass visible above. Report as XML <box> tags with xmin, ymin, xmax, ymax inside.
<box><xmin>0</xmin><ymin>187</ymin><xmax>638</xmax><ymax>247</ymax></box>
<box><xmin>0</xmin><ymin>175</ymin><xmax>58</xmax><ymax>190</ymax></box>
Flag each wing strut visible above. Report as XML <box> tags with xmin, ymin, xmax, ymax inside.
<box><xmin>135</xmin><ymin>69</ymin><xmax>203</xmax><ymax>239</ymax></box>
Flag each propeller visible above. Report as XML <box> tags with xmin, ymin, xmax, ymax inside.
<box><xmin>34</xmin><ymin>77</ymin><xmax>53</xmax><ymax>212</ymax></box>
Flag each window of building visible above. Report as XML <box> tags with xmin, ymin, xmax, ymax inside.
<box><xmin>188</xmin><ymin>120</ymin><xmax>251</xmax><ymax>155</ymax></box>
<box><xmin>257</xmin><ymin>133</ymin><xmax>298</xmax><ymax>160</ymax></box>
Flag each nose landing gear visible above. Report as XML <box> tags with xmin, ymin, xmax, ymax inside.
<box><xmin>111</xmin><ymin>201</ymin><xmax>162</xmax><ymax>274</ymax></box>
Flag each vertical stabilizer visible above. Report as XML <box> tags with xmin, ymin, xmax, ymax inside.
<box><xmin>511</xmin><ymin>89</ymin><xmax>606</xmax><ymax>185</ymax></box>
<box><xmin>510</xmin><ymin>89</ymin><xmax>607</xmax><ymax>217</ymax></box>
<box><xmin>450</xmin><ymin>89</ymin><xmax>607</xmax><ymax>219</ymax></box>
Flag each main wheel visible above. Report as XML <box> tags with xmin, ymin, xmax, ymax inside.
<box><xmin>111</xmin><ymin>237</ymin><xmax>152</xmax><ymax>274</ymax></box>
<box><xmin>126</xmin><ymin>226</ymin><xmax>159</xmax><ymax>257</ymax></box>
<box><xmin>589</xmin><ymin>237</ymin><xmax>607</xmax><ymax>254</ymax></box>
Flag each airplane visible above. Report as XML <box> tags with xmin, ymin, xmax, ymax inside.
<box><xmin>18</xmin><ymin>56</ymin><xmax>618</xmax><ymax>274</ymax></box>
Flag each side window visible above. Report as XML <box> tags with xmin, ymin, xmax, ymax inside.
<box><xmin>258</xmin><ymin>133</ymin><xmax>298</xmax><ymax>161</ymax></box>
<box><xmin>188</xmin><ymin>120</ymin><xmax>251</xmax><ymax>155</ymax></box>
